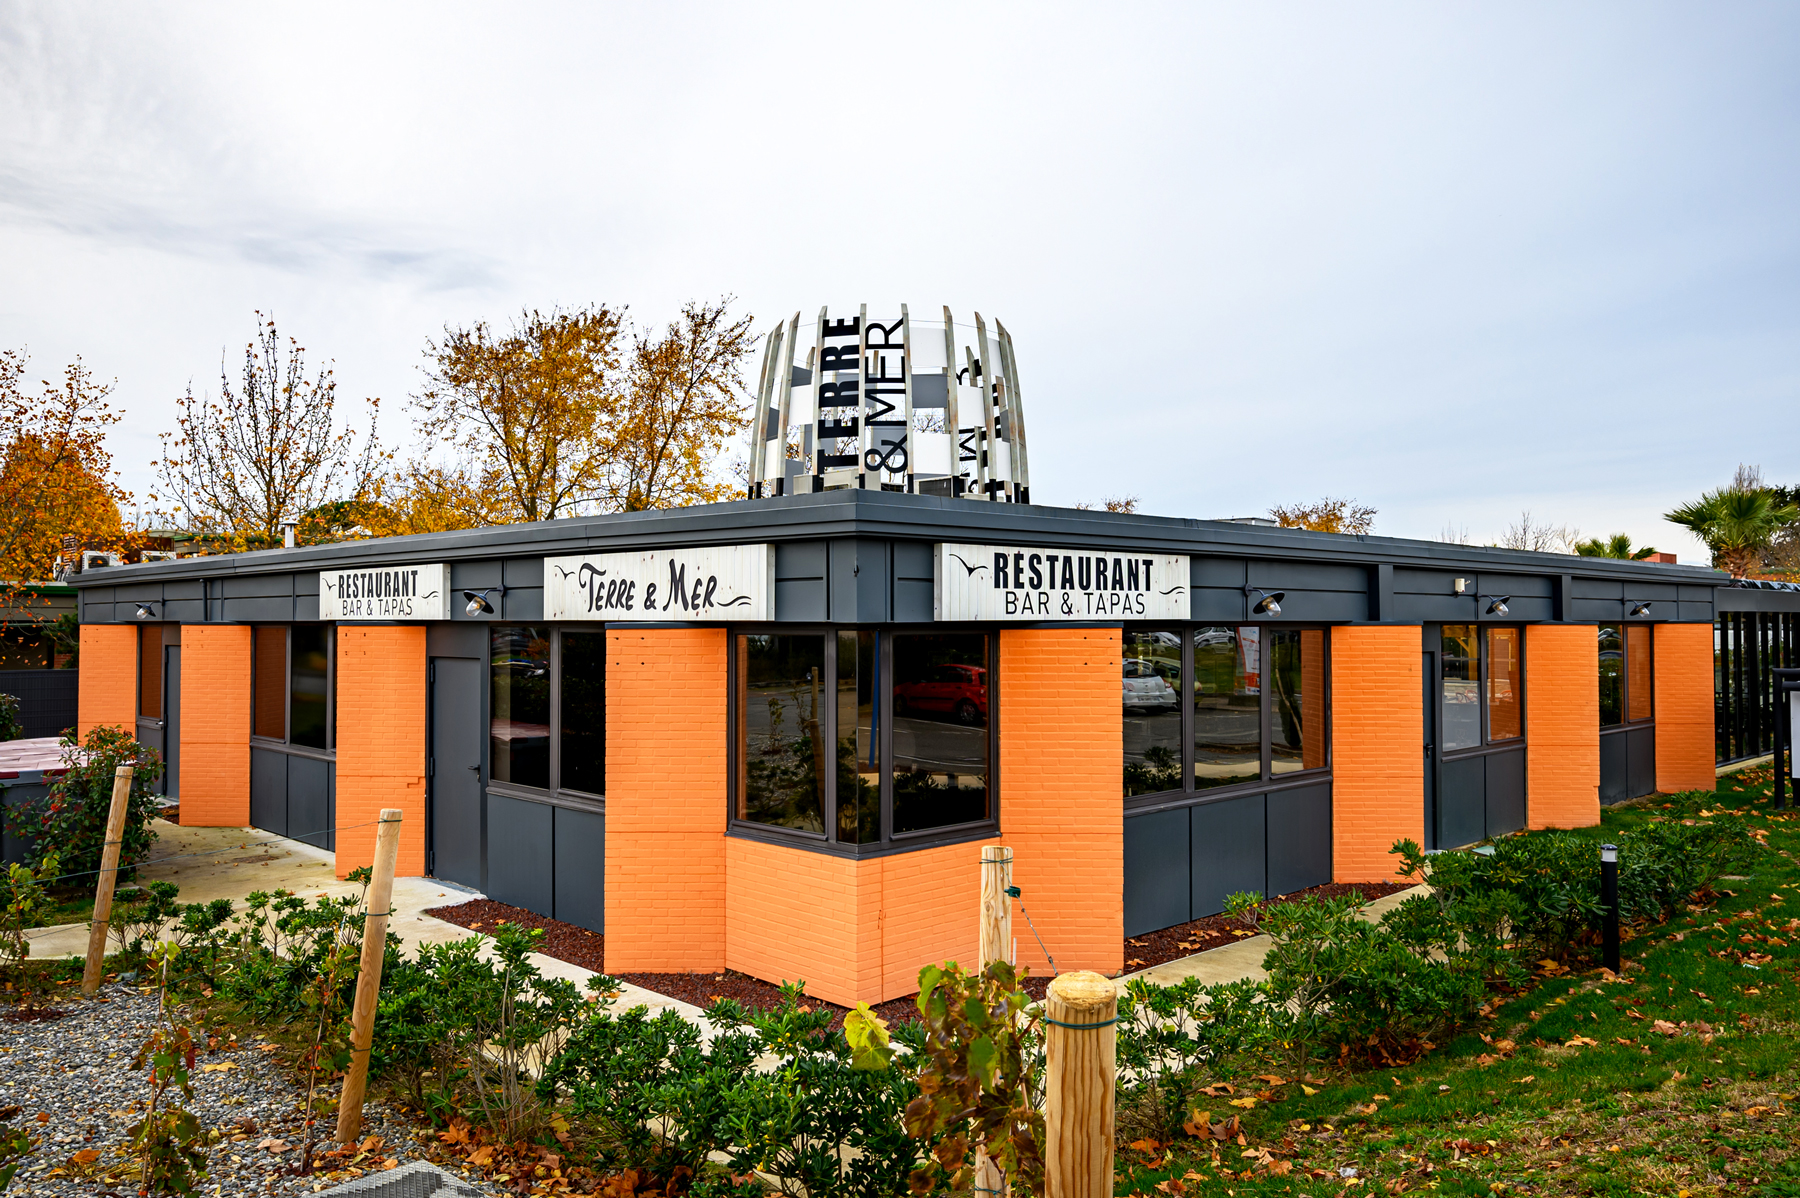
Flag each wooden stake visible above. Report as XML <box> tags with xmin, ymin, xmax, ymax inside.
<box><xmin>976</xmin><ymin>846</ymin><xmax>1014</xmax><ymax>1194</ymax></box>
<box><xmin>81</xmin><ymin>765</ymin><xmax>135</xmax><ymax>996</ymax></box>
<box><xmin>1044</xmin><ymin>971</ymin><xmax>1118</xmax><ymax>1198</ymax></box>
<box><xmin>336</xmin><ymin>808</ymin><xmax>403</xmax><ymax>1143</ymax></box>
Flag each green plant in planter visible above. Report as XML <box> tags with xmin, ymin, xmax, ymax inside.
<box><xmin>3</xmin><ymin>725</ymin><xmax>162</xmax><ymax>877</ymax></box>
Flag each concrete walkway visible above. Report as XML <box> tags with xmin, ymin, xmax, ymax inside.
<box><xmin>1118</xmin><ymin>884</ymin><xmax>1431</xmax><ymax>988</ymax></box>
<box><xmin>25</xmin><ymin>817</ymin><xmax>706</xmax><ymax>1025</ymax></box>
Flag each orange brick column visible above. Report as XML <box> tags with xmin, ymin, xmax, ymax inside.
<box><xmin>606</xmin><ymin>628</ymin><xmax>728</xmax><ymax>973</ymax></box>
<box><xmin>334</xmin><ymin>626</ymin><xmax>427</xmax><ymax>878</ymax></box>
<box><xmin>1330</xmin><ymin>626</ymin><xmax>1423</xmax><ymax>881</ymax></box>
<box><xmin>1654</xmin><ymin>623</ymin><xmax>1715</xmax><ymax>794</ymax></box>
<box><xmin>998</xmin><ymin>628</ymin><xmax>1122</xmax><ymax>978</ymax></box>
<box><xmin>1525</xmin><ymin>624</ymin><xmax>1600</xmax><ymax>829</ymax></box>
<box><xmin>77</xmin><ymin>624</ymin><xmax>137</xmax><ymax>737</ymax></box>
<box><xmin>176</xmin><ymin>625</ymin><xmax>251</xmax><ymax>827</ymax></box>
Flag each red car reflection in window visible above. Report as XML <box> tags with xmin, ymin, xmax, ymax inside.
<box><xmin>893</xmin><ymin>664</ymin><xmax>988</xmax><ymax>725</ymax></box>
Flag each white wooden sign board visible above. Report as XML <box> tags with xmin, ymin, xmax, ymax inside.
<box><xmin>319</xmin><ymin>564</ymin><xmax>450</xmax><ymax>620</ymax></box>
<box><xmin>934</xmin><ymin>543</ymin><xmax>1190</xmax><ymax>621</ymax></box>
<box><xmin>546</xmin><ymin>545</ymin><xmax>775</xmax><ymax>621</ymax></box>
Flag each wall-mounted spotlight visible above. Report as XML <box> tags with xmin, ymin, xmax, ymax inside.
<box><xmin>1245</xmin><ymin>586</ymin><xmax>1285</xmax><ymax>616</ymax></box>
<box><xmin>1481</xmin><ymin>595</ymin><xmax>1511</xmax><ymax>616</ymax></box>
<box><xmin>134</xmin><ymin>602</ymin><xmax>157</xmax><ymax>620</ymax></box>
<box><xmin>462</xmin><ymin>585</ymin><xmax>505</xmax><ymax>616</ymax></box>
<box><xmin>1628</xmin><ymin>601</ymin><xmax>1652</xmax><ymax>618</ymax></box>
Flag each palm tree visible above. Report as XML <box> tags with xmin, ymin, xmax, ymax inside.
<box><xmin>1574</xmin><ymin>533</ymin><xmax>1657</xmax><ymax>560</ymax></box>
<box><xmin>1664</xmin><ymin>487</ymin><xmax>1800</xmax><ymax>579</ymax></box>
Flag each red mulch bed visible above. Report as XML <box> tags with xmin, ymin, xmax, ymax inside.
<box><xmin>428</xmin><ymin>879</ymin><xmax>1416</xmax><ymax>1030</ymax></box>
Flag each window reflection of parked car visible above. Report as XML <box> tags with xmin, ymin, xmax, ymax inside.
<box><xmin>1122</xmin><ymin>658</ymin><xmax>1178</xmax><ymax>712</ymax></box>
<box><xmin>893</xmin><ymin>664</ymin><xmax>988</xmax><ymax>725</ymax></box>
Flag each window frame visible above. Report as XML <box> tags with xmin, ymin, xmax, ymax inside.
<box><xmin>1599</xmin><ymin>621</ymin><xmax>1655</xmax><ymax>732</ymax></box>
<box><xmin>481</xmin><ymin>624</ymin><xmax>607</xmax><ymax>812</ymax></box>
<box><xmin>250</xmin><ymin>623</ymin><xmax>337</xmax><ymax>758</ymax></box>
<box><xmin>1435</xmin><ymin>622</ymin><xmax>1527</xmax><ymax>761</ymax></box>
<box><xmin>726</xmin><ymin>623</ymin><xmax>1001</xmax><ymax>858</ymax></box>
<box><xmin>1123</xmin><ymin>622</ymin><xmax>1333</xmax><ymax>813</ymax></box>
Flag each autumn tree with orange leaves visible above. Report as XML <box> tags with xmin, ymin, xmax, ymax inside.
<box><xmin>154</xmin><ymin>313</ymin><xmax>387</xmax><ymax>548</ymax></box>
<box><xmin>0</xmin><ymin>350</ymin><xmax>131</xmax><ymax>597</ymax></box>
<box><xmin>404</xmin><ymin>297</ymin><xmax>752</xmax><ymax>527</ymax></box>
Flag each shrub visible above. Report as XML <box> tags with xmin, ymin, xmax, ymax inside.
<box><xmin>0</xmin><ymin>691</ymin><xmax>20</xmax><ymax>742</ymax></box>
<box><xmin>1116</xmin><ymin>973</ymin><xmax>1278</xmax><ymax>1141</ymax></box>
<box><xmin>4</xmin><ymin>725</ymin><xmax>162</xmax><ymax>877</ymax></box>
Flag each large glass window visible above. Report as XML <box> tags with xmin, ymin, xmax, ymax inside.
<box><xmin>892</xmin><ymin>633</ymin><xmax>990</xmax><ymax>834</ymax></box>
<box><xmin>1626</xmin><ymin>625</ymin><xmax>1653</xmax><ymax>723</ymax></box>
<box><xmin>736</xmin><ymin>634</ymin><xmax>826</xmax><ymax>834</ymax></box>
<box><xmin>138</xmin><ymin>625</ymin><xmax>163</xmax><ymax>720</ymax></box>
<box><xmin>1193</xmin><ymin>626</ymin><xmax>1262</xmax><ymax>789</ymax></box>
<box><xmin>1441</xmin><ymin>626</ymin><xmax>1482</xmax><ymax>751</ymax></box>
<box><xmin>1600</xmin><ymin>623</ymin><xmax>1654</xmax><ymax>729</ymax></box>
<box><xmin>836</xmin><ymin>631</ymin><xmax>877</xmax><ymax>843</ymax></box>
<box><xmin>560</xmin><ymin>631</ymin><xmax>607</xmax><ymax>796</ymax></box>
<box><xmin>732</xmin><ymin>629</ymin><xmax>995</xmax><ymax>850</ymax></box>
<box><xmin>1271</xmin><ymin>628</ymin><xmax>1327</xmax><ymax>773</ymax></box>
<box><xmin>253</xmin><ymin>626</ymin><xmax>286</xmax><ymax>740</ymax></box>
<box><xmin>1123</xmin><ymin>624</ymin><xmax>1331</xmax><ymax>802</ymax></box>
<box><xmin>1123</xmin><ymin>630</ymin><xmax>1183</xmax><ymax>796</ymax></box>
<box><xmin>290</xmin><ymin>625</ymin><xmax>330</xmax><ymax>750</ymax></box>
<box><xmin>490</xmin><ymin>626</ymin><xmax>550</xmax><ymax>789</ymax></box>
<box><xmin>1598</xmin><ymin>624</ymin><xmax>1624</xmax><ymax>728</ymax></box>
<box><xmin>1486</xmin><ymin>628</ymin><xmax>1522</xmax><ymax>742</ymax></box>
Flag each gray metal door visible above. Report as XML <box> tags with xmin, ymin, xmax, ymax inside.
<box><xmin>163</xmin><ymin>646</ymin><xmax>181</xmax><ymax>799</ymax></box>
<box><xmin>430</xmin><ymin>657</ymin><xmax>483</xmax><ymax>888</ymax></box>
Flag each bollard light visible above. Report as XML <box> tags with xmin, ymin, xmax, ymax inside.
<box><xmin>1600</xmin><ymin>843</ymin><xmax>1620</xmax><ymax>973</ymax></box>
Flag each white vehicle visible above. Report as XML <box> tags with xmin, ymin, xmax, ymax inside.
<box><xmin>1122</xmin><ymin>658</ymin><xmax>1178</xmax><ymax>712</ymax></box>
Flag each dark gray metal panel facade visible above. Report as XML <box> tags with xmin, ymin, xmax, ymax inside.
<box><xmin>1439</xmin><ymin>756</ymin><xmax>1486</xmax><ymax>847</ymax></box>
<box><xmin>1266</xmin><ymin>784</ymin><xmax>1331</xmax><ymax>896</ymax></box>
<box><xmin>893</xmin><ymin>540</ymin><xmax>935</xmax><ymax>622</ymax></box>
<box><xmin>774</xmin><ymin>541</ymin><xmax>828</xmax><ymax>621</ymax></box>
<box><xmin>487</xmin><ymin>794</ymin><xmax>554</xmax><ymax>916</ymax></box>
<box><xmin>224</xmin><ymin>597</ymin><xmax>295</xmax><ymax>623</ymax></box>
<box><xmin>1192</xmin><ymin>794</ymin><xmax>1268</xmax><ymax>917</ymax></box>
<box><xmin>553</xmin><ymin>807</ymin><xmax>605</xmax><ymax>933</ymax></box>
<box><xmin>250</xmin><ymin>747</ymin><xmax>287</xmax><ymax>836</ymax></box>
<box><xmin>1483</xmin><ymin>748</ymin><xmax>1526</xmax><ymax>836</ymax></box>
<box><xmin>288</xmin><ymin>755</ymin><xmax>332</xmax><ymax>849</ymax></box>
<box><xmin>1123</xmin><ymin>807</ymin><xmax>1191</xmax><ymax>938</ymax></box>
<box><xmin>1599</xmin><ymin>733</ymin><xmax>1628</xmax><ymax>805</ymax></box>
<box><xmin>426</xmin><ymin>623</ymin><xmax>488</xmax><ymax>657</ymax></box>
<box><xmin>1627</xmin><ymin>727</ymin><xmax>1656</xmax><ymax>801</ymax></box>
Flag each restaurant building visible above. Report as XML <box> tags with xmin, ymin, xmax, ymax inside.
<box><xmin>63</xmin><ymin>488</ymin><xmax>1773</xmax><ymax>1006</ymax></box>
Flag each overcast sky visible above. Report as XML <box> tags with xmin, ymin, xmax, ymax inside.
<box><xmin>2</xmin><ymin>3</ymin><xmax>1796</xmax><ymax>560</ymax></box>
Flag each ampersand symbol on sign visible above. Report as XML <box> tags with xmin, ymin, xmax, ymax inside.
<box><xmin>863</xmin><ymin>443</ymin><xmax>908</xmax><ymax>473</ymax></box>
<box><xmin>1061</xmin><ymin>593</ymin><xmax>1074</xmax><ymax>615</ymax></box>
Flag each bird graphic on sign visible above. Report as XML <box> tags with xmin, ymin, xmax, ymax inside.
<box><xmin>948</xmin><ymin>553</ymin><xmax>987</xmax><ymax>577</ymax></box>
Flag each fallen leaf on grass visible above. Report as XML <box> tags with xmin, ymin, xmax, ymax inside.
<box><xmin>1302</xmin><ymin>1084</ymin><xmax>1319</xmax><ymax>1096</ymax></box>
<box><xmin>1653</xmin><ymin>1020</ymin><xmax>1681</xmax><ymax>1037</ymax></box>
<box><xmin>1228</xmin><ymin>1096</ymin><xmax>1257</xmax><ymax>1109</ymax></box>
<box><xmin>1565</xmin><ymin>1035</ymin><xmax>1599</xmax><ymax>1048</ymax></box>
<box><xmin>1516</xmin><ymin>1075</ymin><xmax>1536</xmax><ymax>1083</ymax></box>
<box><xmin>1255</xmin><ymin>1074</ymin><xmax>1289</xmax><ymax>1085</ymax></box>
<box><xmin>1199</xmin><ymin>1083</ymin><xmax>1235</xmax><ymax>1096</ymax></box>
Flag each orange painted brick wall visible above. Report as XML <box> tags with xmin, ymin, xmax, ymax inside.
<box><xmin>335</xmin><ymin>626</ymin><xmax>427</xmax><ymax>878</ymax></box>
<box><xmin>177</xmin><ymin>625</ymin><xmax>251</xmax><ymax>827</ymax></box>
<box><xmin>866</xmin><ymin>839</ymin><xmax>997</xmax><ymax>1001</ymax></box>
<box><xmin>1655</xmin><ymin>623</ymin><xmax>1716</xmax><ymax>793</ymax></box>
<box><xmin>1525</xmin><ymin>624</ymin><xmax>1600</xmax><ymax>829</ymax></box>
<box><xmin>78</xmin><ymin>624</ymin><xmax>137</xmax><ymax>737</ymax></box>
<box><xmin>998</xmin><ymin>628</ymin><xmax>1122</xmax><ymax>977</ymax></box>
<box><xmin>1330</xmin><ymin>625</ymin><xmax>1423</xmax><ymax>881</ymax></box>
<box><xmin>604</xmin><ymin>628</ymin><xmax>728</xmax><ymax>973</ymax></box>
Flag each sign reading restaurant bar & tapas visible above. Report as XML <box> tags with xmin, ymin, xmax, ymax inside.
<box><xmin>934</xmin><ymin>543</ymin><xmax>1189</xmax><ymax>621</ymax></box>
<box><xmin>546</xmin><ymin>545</ymin><xmax>775</xmax><ymax>621</ymax></box>
<box><xmin>320</xmin><ymin>564</ymin><xmax>450</xmax><ymax>620</ymax></box>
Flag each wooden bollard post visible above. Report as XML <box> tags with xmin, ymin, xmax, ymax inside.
<box><xmin>1044</xmin><ymin>971</ymin><xmax>1118</xmax><ymax>1198</ymax></box>
<box><xmin>975</xmin><ymin>846</ymin><xmax>1014</xmax><ymax>1194</ymax></box>
<box><xmin>337</xmin><ymin>808</ymin><xmax>403</xmax><ymax>1143</ymax></box>
<box><xmin>81</xmin><ymin>765</ymin><xmax>135</xmax><ymax>996</ymax></box>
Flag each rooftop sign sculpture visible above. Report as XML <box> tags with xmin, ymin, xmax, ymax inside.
<box><xmin>745</xmin><ymin>306</ymin><xmax>1030</xmax><ymax>503</ymax></box>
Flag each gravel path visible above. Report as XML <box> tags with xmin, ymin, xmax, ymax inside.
<box><xmin>0</xmin><ymin>984</ymin><xmax>500</xmax><ymax>1196</ymax></box>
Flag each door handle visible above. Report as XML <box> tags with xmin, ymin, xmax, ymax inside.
<box><xmin>467</xmin><ymin>765</ymin><xmax>480</xmax><ymax>773</ymax></box>
<box><xmin>1424</xmin><ymin>743</ymin><xmax>1434</xmax><ymax>758</ymax></box>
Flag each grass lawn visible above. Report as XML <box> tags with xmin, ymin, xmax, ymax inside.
<box><xmin>1116</xmin><ymin>766</ymin><xmax>1800</xmax><ymax>1197</ymax></box>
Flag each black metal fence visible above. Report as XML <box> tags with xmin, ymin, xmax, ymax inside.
<box><xmin>1716</xmin><ymin>612</ymin><xmax>1799</xmax><ymax>764</ymax></box>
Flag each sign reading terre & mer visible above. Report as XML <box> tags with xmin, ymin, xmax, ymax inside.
<box><xmin>545</xmin><ymin>545</ymin><xmax>775</xmax><ymax>621</ymax></box>
<box><xmin>935</xmin><ymin>543</ymin><xmax>1189</xmax><ymax>621</ymax></box>
<box><xmin>319</xmin><ymin>564</ymin><xmax>450</xmax><ymax>620</ymax></box>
